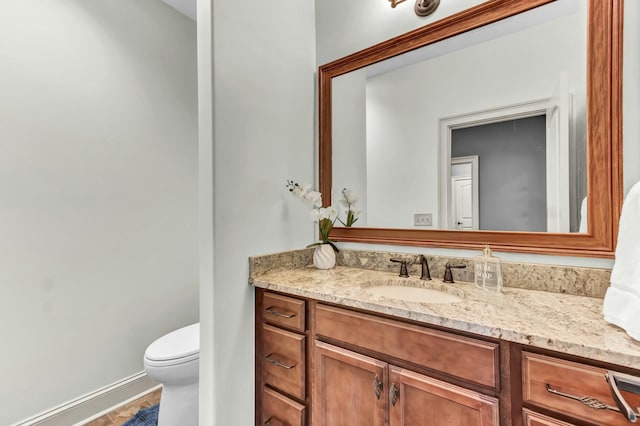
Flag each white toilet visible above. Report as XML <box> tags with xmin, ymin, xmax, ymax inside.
<box><xmin>144</xmin><ymin>323</ymin><xmax>199</xmax><ymax>426</ymax></box>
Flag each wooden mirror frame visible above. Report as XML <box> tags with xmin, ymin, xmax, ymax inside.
<box><xmin>319</xmin><ymin>0</ymin><xmax>623</xmax><ymax>258</ymax></box>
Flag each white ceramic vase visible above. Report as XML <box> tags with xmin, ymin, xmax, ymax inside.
<box><xmin>313</xmin><ymin>244</ymin><xmax>336</xmax><ymax>269</ymax></box>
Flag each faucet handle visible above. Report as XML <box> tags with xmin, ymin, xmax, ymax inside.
<box><xmin>443</xmin><ymin>263</ymin><xmax>466</xmax><ymax>283</ymax></box>
<box><xmin>390</xmin><ymin>258</ymin><xmax>409</xmax><ymax>277</ymax></box>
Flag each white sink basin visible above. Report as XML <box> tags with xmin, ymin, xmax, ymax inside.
<box><xmin>366</xmin><ymin>285</ymin><xmax>462</xmax><ymax>304</ymax></box>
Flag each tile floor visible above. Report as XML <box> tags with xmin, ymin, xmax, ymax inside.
<box><xmin>83</xmin><ymin>388</ymin><xmax>161</xmax><ymax>426</ymax></box>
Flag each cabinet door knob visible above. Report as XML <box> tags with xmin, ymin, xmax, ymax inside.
<box><xmin>390</xmin><ymin>383</ymin><xmax>400</xmax><ymax>407</ymax></box>
<box><xmin>373</xmin><ymin>375</ymin><xmax>383</xmax><ymax>400</ymax></box>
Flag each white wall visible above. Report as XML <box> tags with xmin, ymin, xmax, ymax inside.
<box><xmin>0</xmin><ymin>1</ymin><xmax>198</xmax><ymax>424</ymax></box>
<box><xmin>316</xmin><ymin>0</ymin><xmax>638</xmax><ymax>269</ymax></box>
<box><xmin>203</xmin><ymin>0</ymin><xmax>316</xmax><ymax>424</ymax></box>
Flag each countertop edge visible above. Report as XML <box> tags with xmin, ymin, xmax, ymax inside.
<box><xmin>253</xmin><ymin>278</ymin><xmax>640</xmax><ymax>370</ymax></box>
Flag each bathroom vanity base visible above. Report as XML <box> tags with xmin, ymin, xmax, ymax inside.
<box><xmin>255</xmin><ymin>288</ymin><xmax>640</xmax><ymax>426</ymax></box>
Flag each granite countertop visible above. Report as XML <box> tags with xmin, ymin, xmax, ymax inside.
<box><xmin>252</xmin><ymin>265</ymin><xmax>640</xmax><ymax>369</ymax></box>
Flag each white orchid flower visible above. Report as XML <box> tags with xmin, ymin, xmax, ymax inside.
<box><xmin>293</xmin><ymin>183</ymin><xmax>311</xmax><ymax>198</ymax></box>
<box><xmin>305</xmin><ymin>190</ymin><xmax>322</xmax><ymax>207</ymax></box>
<box><xmin>288</xmin><ymin>179</ymin><xmax>347</xmax><ymax>246</ymax></box>
<box><xmin>317</xmin><ymin>207</ymin><xmax>329</xmax><ymax>220</ymax></box>
<box><xmin>326</xmin><ymin>206</ymin><xmax>338</xmax><ymax>221</ymax></box>
<box><xmin>309</xmin><ymin>209</ymin><xmax>322</xmax><ymax>222</ymax></box>
<box><xmin>341</xmin><ymin>189</ymin><xmax>358</xmax><ymax>205</ymax></box>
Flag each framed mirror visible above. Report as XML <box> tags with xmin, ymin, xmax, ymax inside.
<box><xmin>319</xmin><ymin>0</ymin><xmax>622</xmax><ymax>257</ymax></box>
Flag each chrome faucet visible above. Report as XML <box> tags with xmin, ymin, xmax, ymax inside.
<box><xmin>417</xmin><ymin>255</ymin><xmax>431</xmax><ymax>281</ymax></box>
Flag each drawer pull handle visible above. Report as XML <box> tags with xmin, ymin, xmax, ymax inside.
<box><xmin>606</xmin><ymin>370</ymin><xmax>640</xmax><ymax>423</ymax></box>
<box><xmin>545</xmin><ymin>384</ymin><xmax>618</xmax><ymax>411</ymax></box>
<box><xmin>264</xmin><ymin>416</ymin><xmax>284</xmax><ymax>426</ymax></box>
<box><xmin>264</xmin><ymin>353</ymin><xmax>296</xmax><ymax>370</ymax></box>
<box><xmin>390</xmin><ymin>383</ymin><xmax>400</xmax><ymax>407</ymax></box>
<box><xmin>265</xmin><ymin>307</ymin><xmax>296</xmax><ymax>319</ymax></box>
<box><xmin>374</xmin><ymin>375</ymin><xmax>383</xmax><ymax>400</ymax></box>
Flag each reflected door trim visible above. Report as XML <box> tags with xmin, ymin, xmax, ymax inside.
<box><xmin>439</xmin><ymin>97</ymin><xmax>569</xmax><ymax>233</ymax></box>
<box><xmin>319</xmin><ymin>0</ymin><xmax>623</xmax><ymax>258</ymax></box>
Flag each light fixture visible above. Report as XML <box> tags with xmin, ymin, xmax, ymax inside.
<box><xmin>388</xmin><ymin>0</ymin><xmax>407</xmax><ymax>8</ymax></box>
<box><xmin>414</xmin><ymin>0</ymin><xmax>440</xmax><ymax>17</ymax></box>
<box><xmin>389</xmin><ymin>0</ymin><xmax>440</xmax><ymax>17</ymax></box>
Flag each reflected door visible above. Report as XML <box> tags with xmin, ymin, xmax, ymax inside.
<box><xmin>452</xmin><ymin>176</ymin><xmax>474</xmax><ymax>230</ymax></box>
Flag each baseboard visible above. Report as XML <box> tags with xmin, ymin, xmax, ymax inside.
<box><xmin>12</xmin><ymin>372</ymin><xmax>160</xmax><ymax>426</ymax></box>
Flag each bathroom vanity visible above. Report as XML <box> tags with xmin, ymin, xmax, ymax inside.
<box><xmin>252</xmin><ymin>256</ymin><xmax>640</xmax><ymax>426</ymax></box>
<box><xmin>253</xmin><ymin>0</ymin><xmax>636</xmax><ymax>421</ymax></box>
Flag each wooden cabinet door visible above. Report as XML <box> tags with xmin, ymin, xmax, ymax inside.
<box><xmin>388</xmin><ymin>366</ymin><xmax>499</xmax><ymax>426</ymax></box>
<box><xmin>314</xmin><ymin>341</ymin><xmax>387</xmax><ymax>426</ymax></box>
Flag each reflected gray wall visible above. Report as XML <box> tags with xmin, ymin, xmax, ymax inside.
<box><xmin>451</xmin><ymin>116</ymin><xmax>547</xmax><ymax>231</ymax></box>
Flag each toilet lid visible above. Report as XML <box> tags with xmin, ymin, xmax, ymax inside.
<box><xmin>144</xmin><ymin>323</ymin><xmax>199</xmax><ymax>362</ymax></box>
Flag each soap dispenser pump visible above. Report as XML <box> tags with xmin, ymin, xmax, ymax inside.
<box><xmin>474</xmin><ymin>245</ymin><xmax>503</xmax><ymax>292</ymax></box>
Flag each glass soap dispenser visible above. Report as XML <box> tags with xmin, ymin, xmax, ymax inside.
<box><xmin>474</xmin><ymin>245</ymin><xmax>503</xmax><ymax>292</ymax></box>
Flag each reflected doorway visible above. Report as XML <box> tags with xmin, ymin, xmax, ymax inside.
<box><xmin>451</xmin><ymin>156</ymin><xmax>479</xmax><ymax>230</ymax></box>
<box><xmin>439</xmin><ymin>86</ymin><xmax>576</xmax><ymax>232</ymax></box>
<box><xmin>451</xmin><ymin>116</ymin><xmax>547</xmax><ymax>232</ymax></box>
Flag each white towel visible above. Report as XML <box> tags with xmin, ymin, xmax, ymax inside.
<box><xmin>578</xmin><ymin>196</ymin><xmax>588</xmax><ymax>233</ymax></box>
<box><xmin>603</xmin><ymin>182</ymin><xmax>640</xmax><ymax>341</ymax></box>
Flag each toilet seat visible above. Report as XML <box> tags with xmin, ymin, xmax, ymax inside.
<box><xmin>144</xmin><ymin>323</ymin><xmax>199</xmax><ymax>367</ymax></box>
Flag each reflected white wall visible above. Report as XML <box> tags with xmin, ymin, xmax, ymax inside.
<box><xmin>333</xmin><ymin>70</ymin><xmax>368</xmax><ymax>225</ymax></box>
<box><xmin>364</xmin><ymin>12</ymin><xmax>583</xmax><ymax>229</ymax></box>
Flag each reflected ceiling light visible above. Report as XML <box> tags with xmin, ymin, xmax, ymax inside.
<box><xmin>389</xmin><ymin>0</ymin><xmax>440</xmax><ymax>17</ymax></box>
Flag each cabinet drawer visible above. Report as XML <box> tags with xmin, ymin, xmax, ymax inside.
<box><xmin>522</xmin><ymin>408</ymin><xmax>577</xmax><ymax>426</ymax></box>
<box><xmin>522</xmin><ymin>352</ymin><xmax>640</xmax><ymax>425</ymax></box>
<box><xmin>263</xmin><ymin>292</ymin><xmax>306</xmax><ymax>332</ymax></box>
<box><xmin>262</xmin><ymin>324</ymin><xmax>306</xmax><ymax>400</ymax></box>
<box><xmin>262</xmin><ymin>386</ymin><xmax>306</xmax><ymax>426</ymax></box>
<box><xmin>316</xmin><ymin>304</ymin><xmax>499</xmax><ymax>389</ymax></box>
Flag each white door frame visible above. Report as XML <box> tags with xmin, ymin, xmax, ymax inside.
<box><xmin>439</xmin><ymin>97</ymin><xmax>570</xmax><ymax>231</ymax></box>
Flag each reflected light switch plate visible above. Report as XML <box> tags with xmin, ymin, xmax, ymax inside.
<box><xmin>414</xmin><ymin>213</ymin><xmax>432</xmax><ymax>226</ymax></box>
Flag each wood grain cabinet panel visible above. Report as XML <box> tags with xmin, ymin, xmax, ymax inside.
<box><xmin>522</xmin><ymin>408</ymin><xmax>577</xmax><ymax>426</ymax></box>
<box><xmin>262</xmin><ymin>292</ymin><xmax>306</xmax><ymax>332</ymax></box>
<box><xmin>522</xmin><ymin>352</ymin><xmax>640</xmax><ymax>426</ymax></box>
<box><xmin>316</xmin><ymin>304</ymin><xmax>499</xmax><ymax>389</ymax></box>
<box><xmin>262</xmin><ymin>324</ymin><xmax>306</xmax><ymax>400</ymax></box>
<box><xmin>388</xmin><ymin>366</ymin><xmax>499</xmax><ymax>426</ymax></box>
<box><xmin>314</xmin><ymin>341</ymin><xmax>387</xmax><ymax>426</ymax></box>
